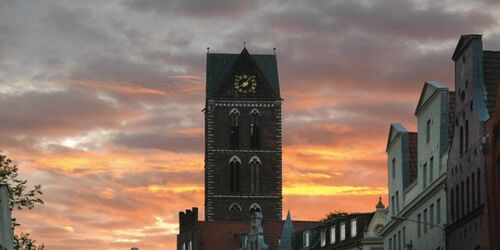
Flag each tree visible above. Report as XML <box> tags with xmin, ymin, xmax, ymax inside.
<box><xmin>322</xmin><ymin>210</ymin><xmax>349</xmax><ymax>221</ymax></box>
<box><xmin>0</xmin><ymin>153</ymin><xmax>44</xmax><ymax>250</ymax></box>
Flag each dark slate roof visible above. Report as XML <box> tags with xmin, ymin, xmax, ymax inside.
<box><xmin>483</xmin><ymin>51</ymin><xmax>500</xmax><ymax>116</ymax></box>
<box><xmin>197</xmin><ymin>220</ymin><xmax>319</xmax><ymax>250</ymax></box>
<box><xmin>206</xmin><ymin>51</ymin><xmax>280</xmax><ymax>97</ymax></box>
<box><xmin>408</xmin><ymin>132</ymin><xmax>418</xmax><ymax>184</ymax></box>
<box><xmin>448</xmin><ymin>91</ymin><xmax>456</xmax><ymax>145</ymax></box>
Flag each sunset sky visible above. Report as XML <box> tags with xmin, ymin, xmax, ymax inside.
<box><xmin>2</xmin><ymin>0</ymin><xmax>500</xmax><ymax>249</ymax></box>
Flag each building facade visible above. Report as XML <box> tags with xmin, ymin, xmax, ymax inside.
<box><xmin>291</xmin><ymin>199</ymin><xmax>385</xmax><ymax>250</ymax></box>
<box><xmin>204</xmin><ymin>48</ymin><xmax>283</xmax><ymax>222</ymax></box>
<box><xmin>382</xmin><ymin>81</ymin><xmax>452</xmax><ymax>250</ymax></box>
<box><xmin>0</xmin><ymin>184</ymin><xmax>13</xmax><ymax>250</ymax></box>
<box><xmin>446</xmin><ymin>34</ymin><xmax>499</xmax><ymax>250</ymax></box>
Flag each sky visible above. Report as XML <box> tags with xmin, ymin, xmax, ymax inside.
<box><xmin>1</xmin><ymin>0</ymin><xmax>500</xmax><ymax>249</ymax></box>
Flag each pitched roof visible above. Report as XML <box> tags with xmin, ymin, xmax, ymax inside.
<box><xmin>408</xmin><ymin>132</ymin><xmax>418</xmax><ymax>184</ymax></box>
<box><xmin>206</xmin><ymin>49</ymin><xmax>280</xmax><ymax>97</ymax></box>
<box><xmin>483</xmin><ymin>51</ymin><xmax>500</xmax><ymax>116</ymax></box>
<box><xmin>452</xmin><ymin>34</ymin><xmax>482</xmax><ymax>61</ymax></box>
<box><xmin>415</xmin><ymin>81</ymin><xmax>449</xmax><ymax>115</ymax></box>
<box><xmin>197</xmin><ymin>220</ymin><xmax>319</xmax><ymax>250</ymax></box>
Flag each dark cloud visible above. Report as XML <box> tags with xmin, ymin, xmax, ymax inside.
<box><xmin>123</xmin><ymin>0</ymin><xmax>256</xmax><ymax>18</ymax></box>
<box><xmin>112</xmin><ymin>132</ymin><xmax>203</xmax><ymax>153</ymax></box>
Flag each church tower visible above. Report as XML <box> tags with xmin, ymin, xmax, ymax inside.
<box><xmin>204</xmin><ymin>48</ymin><xmax>282</xmax><ymax>221</ymax></box>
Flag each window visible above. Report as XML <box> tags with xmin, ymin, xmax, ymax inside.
<box><xmin>456</xmin><ymin>184</ymin><xmax>460</xmax><ymax>218</ymax></box>
<box><xmin>249</xmin><ymin>203</ymin><xmax>261</xmax><ymax>213</ymax></box>
<box><xmin>477</xmin><ymin>169</ymin><xmax>481</xmax><ymax>204</ymax></box>
<box><xmin>465</xmin><ymin>120</ymin><xmax>469</xmax><ymax>152</ymax></box>
<box><xmin>402</xmin><ymin>227</ymin><xmax>406</xmax><ymax>248</ymax></box>
<box><xmin>393</xmin><ymin>235</ymin><xmax>397</xmax><ymax>250</ymax></box>
<box><xmin>423</xmin><ymin>163</ymin><xmax>427</xmax><ymax>188</ymax></box>
<box><xmin>250</xmin><ymin>109</ymin><xmax>261</xmax><ymax>148</ymax></box>
<box><xmin>451</xmin><ymin>188</ymin><xmax>455</xmax><ymax>221</ymax></box>
<box><xmin>396</xmin><ymin>191</ymin><xmax>400</xmax><ymax>212</ymax></box>
<box><xmin>391</xmin><ymin>196</ymin><xmax>395</xmax><ymax>215</ymax></box>
<box><xmin>460</xmin><ymin>126</ymin><xmax>464</xmax><ymax>155</ymax></box>
<box><xmin>426</xmin><ymin>119</ymin><xmax>431</xmax><ymax>143</ymax></box>
<box><xmin>249</xmin><ymin>156</ymin><xmax>261</xmax><ymax>195</ymax></box>
<box><xmin>229</xmin><ymin>156</ymin><xmax>241</xmax><ymax>193</ymax></box>
<box><xmin>437</xmin><ymin>198</ymin><xmax>441</xmax><ymax>224</ymax></box>
<box><xmin>424</xmin><ymin>209</ymin><xmax>428</xmax><ymax>234</ymax></box>
<box><xmin>330</xmin><ymin>226</ymin><xmax>336</xmax><ymax>244</ymax></box>
<box><xmin>467</xmin><ymin>177</ymin><xmax>471</xmax><ymax>213</ymax></box>
<box><xmin>229</xmin><ymin>108</ymin><xmax>240</xmax><ymax>149</ymax></box>
<box><xmin>351</xmin><ymin>218</ymin><xmax>357</xmax><ymax>237</ymax></box>
<box><xmin>430</xmin><ymin>204</ymin><xmax>434</xmax><ymax>229</ymax></box>
<box><xmin>392</xmin><ymin>158</ymin><xmax>396</xmax><ymax>179</ymax></box>
<box><xmin>389</xmin><ymin>238</ymin><xmax>393</xmax><ymax>250</ymax></box>
<box><xmin>398</xmin><ymin>231</ymin><xmax>401</xmax><ymax>250</ymax></box>
<box><xmin>321</xmin><ymin>229</ymin><xmax>326</xmax><ymax>247</ymax></box>
<box><xmin>340</xmin><ymin>222</ymin><xmax>346</xmax><ymax>241</ymax></box>
<box><xmin>461</xmin><ymin>181</ymin><xmax>465</xmax><ymax>216</ymax></box>
<box><xmin>182</xmin><ymin>243</ymin><xmax>186</xmax><ymax>250</ymax></box>
<box><xmin>429</xmin><ymin>157</ymin><xmax>434</xmax><ymax>183</ymax></box>
<box><xmin>188</xmin><ymin>241</ymin><xmax>192</xmax><ymax>250</ymax></box>
<box><xmin>472</xmin><ymin>172</ymin><xmax>476</xmax><ymax>208</ymax></box>
<box><xmin>417</xmin><ymin>214</ymin><xmax>421</xmax><ymax>238</ymax></box>
<box><xmin>303</xmin><ymin>230</ymin><xmax>310</xmax><ymax>247</ymax></box>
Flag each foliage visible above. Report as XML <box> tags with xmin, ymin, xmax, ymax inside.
<box><xmin>0</xmin><ymin>153</ymin><xmax>45</xmax><ymax>250</ymax></box>
<box><xmin>322</xmin><ymin>210</ymin><xmax>350</xmax><ymax>221</ymax></box>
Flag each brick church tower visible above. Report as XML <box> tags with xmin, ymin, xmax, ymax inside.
<box><xmin>204</xmin><ymin>48</ymin><xmax>282</xmax><ymax>222</ymax></box>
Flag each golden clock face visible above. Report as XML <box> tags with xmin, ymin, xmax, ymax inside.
<box><xmin>233</xmin><ymin>74</ymin><xmax>257</xmax><ymax>94</ymax></box>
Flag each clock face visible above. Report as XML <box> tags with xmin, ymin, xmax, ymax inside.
<box><xmin>234</xmin><ymin>74</ymin><xmax>257</xmax><ymax>94</ymax></box>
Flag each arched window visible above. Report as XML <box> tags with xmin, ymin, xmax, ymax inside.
<box><xmin>466</xmin><ymin>176</ymin><xmax>470</xmax><ymax>213</ymax></box>
<box><xmin>229</xmin><ymin>156</ymin><xmax>241</xmax><ymax>193</ymax></box>
<box><xmin>250</xmin><ymin>109</ymin><xmax>261</xmax><ymax>148</ymax></box>
<box><xmin>472</xmin><ymin>172</ymin><xmax>475</xmax><ymax>208</ymax></box>
<box><xmin>450</xmin><ymin>188</ymin><xmax>455</xmax><ymax>222</ymax></box>
<box><xmin>249</xmin><ymin>203</ymin><xmax>262</xmax><ymax>213</ymax></box>
<box><xmin>465</xmin><ymin>120</ymin><xmax>469</xmax><ymax>152</ymax></box>
<box><xmin>229</xmin><ymin>202</ymin><xmax>242</xmax><ymax>213</ymax></box>
<box><xmin>477</xmin><ymin>169</ymin><xmax>481</xmax><ymax>204</ymax></box>
<box><xmin>460</xmin><ymin>126</ymin><xmax>464</xmax><ymax>155</ymax></box>
<box><xmin>229</xmin><ymin>108</ymin><xmax>240</xmax><ymax>149</ymax></box>
<box><xmin>249</xmin><ymin>156</ymin><xmax>261</xmax><ymax>195</ymax></box>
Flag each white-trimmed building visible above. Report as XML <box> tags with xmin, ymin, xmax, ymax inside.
<box><xmin>381</xmin><ymin>81</ymin><xmax>454</xmax><ymax>250</ymax></box>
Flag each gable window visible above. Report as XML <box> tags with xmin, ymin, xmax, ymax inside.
<box><xmin>330</xmin><ymin>225</ymin><xmax>336</xmax><ymax>244</ymax></box>
<box><xmin>249</xmin><ymin>156</ymin><xmax>261</xmax><ymax>195</ymax></box>
<box><xmin>229</xmin><ymin>156</ymin><xmax>241</xmax><ymax>193</ymax></box>
<box><xmin>229</xmin><ymin>109</ymin><xmax>240</xmax><ymax>149</ymax></box>
<box><xmin>303</xmin><ymin>230</ymin><xmax>310</xmax><ymax>247</ymax></box>
<box><xmin>351</xmin><ymin>218</ymin><xmax>357</xmax><ymax>237</ymax></box>
<box><xmin>426</xmin><ymin>119</ymin><xmax>431</xmax><ymax>143</ymax></box>
<box><xmin>320</xmin><ymin>228</ymin><xmax>326</xmax><ymax>247</ymax></box>
<box><xmin>250</xmin><ymin>109</ymin><xmax>261</xmax><ymax>148</ymax></box>
<box><xmin>340</xmin><ymin>222</ymin><xmax>346</xmax><ymax>241</ymax></box>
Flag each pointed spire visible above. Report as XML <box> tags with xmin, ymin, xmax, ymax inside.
<box><xmin>376</xmin><ymin>196</ymin><xmax>385</xmax><ymax>209</ymax></box>
<box><xmin>278</xmin><ymin>210</ymin><xmax>294</xmax><ymax>250</ymax></box>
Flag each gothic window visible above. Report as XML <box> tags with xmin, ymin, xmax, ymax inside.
<box><xmin>465</xmin><ymin>120</ymin><xmax>469</xmax><ymax>152</ymax></box>
<box><xmin>249</xmin><ymin>156</ymin><xmax>261</xmax><ymax>195</ymax></box>
<box><xmin>229</xmin><ymin>202</ymin><xmax>242</xmax><ymax>220</ymax></box>
<box><xmin>460</xmin><ymin>126</ymin><xmax>464</xmax><ymax>156</ymax></box>
<box><xmin>229</xmin><ymin>108</ymin><xmax>240</xmax><ymax>149</ymax></box>
<box><xmin>229</xmin><ymin>156</ymin><xmax>241</xmax><ymax>193</ymax></box>
<box><xmin>249</xmin><ymin>203</ymin><xmax>261</xmax><ymax>213</ymax></box>
<box><xmin>451</xmin><ymin>188</ymin><xmax>455</xmax><ymax>222</ymax></box>
<box><xmin>250</xmin><ymin>109</ymin><xmax>261</xmax><ymax>149</ymax></box>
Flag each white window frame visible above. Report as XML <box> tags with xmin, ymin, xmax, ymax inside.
<box><xmin>351</xmin><ymin>218</ymin><xmax>357</xmax><ymax>237</ymax></box>
<box><xmin>330</xmin><ymin>225</ymin><xmax>336</xmax><ymax>244</ymax></box>
<box><xmin>340</xmin><ymin>222</ymin><xmax>346</xmax><ymax>241</ymax></box>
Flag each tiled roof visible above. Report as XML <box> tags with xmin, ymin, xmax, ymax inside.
<box><xmin>448</xmin><ymin>91</ymin><xmax>456</xmax><ymax>145</ymax></box>
<box><xmin>483</xmin><ymin>51</ymin><xmax>500</xmax><ymax>116</ymax></box>
<box><xmin>408</xmin><ymin>132</ymin><xmax>418</xmax><ymax>184</ymax></box>
<box><xmin>198</xmin><ymin>220</ymin><xmax>319</xmax><ymax>250</ymax></box>
<box><xmin>206</xmin><ymin>49</ymin><xmax>280</xmax><ymax>97</ymax></box>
